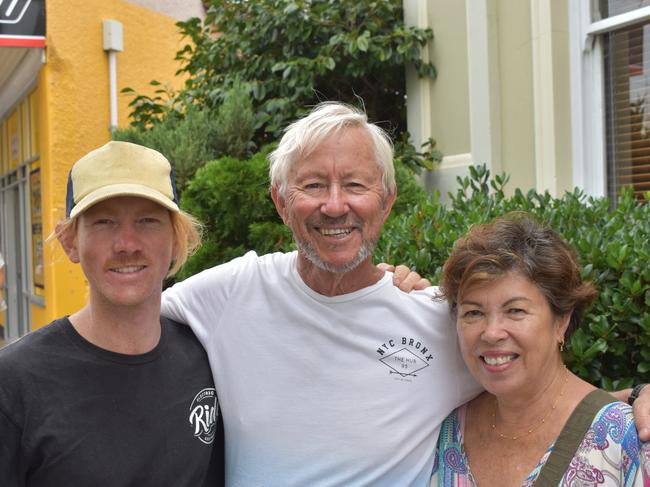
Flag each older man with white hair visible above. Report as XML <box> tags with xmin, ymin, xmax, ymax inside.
<box><xmin>162</xmin><ymin>102</ymin><xmax>480</xmax><ymax>486</ymax></box>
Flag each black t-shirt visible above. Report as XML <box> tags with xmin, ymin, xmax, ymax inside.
<box><xmin>0</xmin><ymin>317</ymin><xmax>224</xmax><ymax>486</ymax></box>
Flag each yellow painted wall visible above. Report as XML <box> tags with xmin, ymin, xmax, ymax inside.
<box><xmin>32</xmin><ymin>0</ymin><xmax>189</xmax><ymax>328</ymax></box>
<box><xmin>31</xmin><ymin>75</ymin><xmax>67</xmax><ymax>329</ymax></box>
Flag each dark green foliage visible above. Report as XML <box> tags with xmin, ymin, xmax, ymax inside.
<box><xmin>390</xmin><ymin>160</ymin><xmax>428</xmax><ymax>218</ymax></box>
<box><xmin>174</xmin><ymin>0</ymin><xmax>435</xmax><ymax>145</ymax></box>
<box><xmin>176</xmin><ymin>148</ymin><xmax>293</xmax><ymax>280</ymax></box>
<box><xmin>375</xmin><ymin>165</ymin><xmax>650</xmax><ymax>388</ymax></box>
<box><xmin>394</xmin><ymin>135</ymin><xmax>443</xmax><ymax>173</ymax></box>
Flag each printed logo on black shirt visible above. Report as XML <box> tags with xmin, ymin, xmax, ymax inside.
<box><xmin>188</xmin><ymin>388</ymin><xmax>218</xmax><ymax>444</ymax></box>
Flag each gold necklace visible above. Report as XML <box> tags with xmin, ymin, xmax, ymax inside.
<box><xmin>490</xmin><ymin>367</ymin><xmax>568</xmax><ymax>441</ymax></box>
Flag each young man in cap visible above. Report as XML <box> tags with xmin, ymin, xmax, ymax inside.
<box><xmin>0</xmin><ymin>141</ymin><xmax>223</xmax><ymax>486</ymax></box>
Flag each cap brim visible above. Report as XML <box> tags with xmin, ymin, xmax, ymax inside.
<box><xmin>68</xmin><ymin>183</ymin><xmax>180</xmax><ymax>219</ymax></box>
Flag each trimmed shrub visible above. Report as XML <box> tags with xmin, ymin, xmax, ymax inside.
<box><xmin>177</xmin><ymin>147</ymin><xmax>293</xmax><ymax>280</ymax></box>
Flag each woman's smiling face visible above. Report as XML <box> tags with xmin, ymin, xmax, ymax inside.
<box><xmin>456</xmin><ymin>271</ymin><xmax>569</xmax><ymax>400</ymax></box>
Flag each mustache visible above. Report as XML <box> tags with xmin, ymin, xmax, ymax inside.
<box><xmin>307</xmin><ymin>215</ymin><xmax>361</xmax><ymax>226</ymax></box>
<box><xmin>105</xmin><ymin>254</ymin><xmax>148</xmax><ymax>269</ymax></box>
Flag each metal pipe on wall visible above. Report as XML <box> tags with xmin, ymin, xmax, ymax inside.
<box><xmin>102</xmin><ymin>20</ymin><xmax>124</xmax><ymax>133</ymax></box>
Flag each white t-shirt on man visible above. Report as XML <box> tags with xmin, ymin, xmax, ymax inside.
<box><xmin>162</xmin><ymin>251</ymin><xmax>480</xmax><ymax>486</ymax></box>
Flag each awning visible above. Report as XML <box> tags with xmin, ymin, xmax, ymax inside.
<box><xmin>0</xmin><ymin>47</ymin><xmax>44</xmax><ymax>121</ymax></box>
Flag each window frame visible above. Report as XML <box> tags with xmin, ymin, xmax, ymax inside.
<box><xmin>570</xmin><ymin>1</ymin><xmax>650</xmax><ymax>198</ymax></box>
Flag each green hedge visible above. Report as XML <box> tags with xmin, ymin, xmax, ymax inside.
<box><xmin>375</xmin><ymin>165</ymin><xmax>650</xmax><ymax>389</ymax></box>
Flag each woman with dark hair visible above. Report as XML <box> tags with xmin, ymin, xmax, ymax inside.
<box><xmin>431</xmin><ymin>212</ymin><xmax>649</xmax><ymax>486</ymax></box>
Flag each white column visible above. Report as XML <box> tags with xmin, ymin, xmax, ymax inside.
<box><xmin>466</xmin><ymin>0</ymin><xmax>501</xmax><ymax>173</ymax></box>
<box><xmin>404</xmin><ymin>0</ymin><xmax>433</xmax><ymax>148</ymax></box>
<box><xmin>530</xmin><ymin>0</ymin><xmax>558</xmax><ymax>195</ymax></box>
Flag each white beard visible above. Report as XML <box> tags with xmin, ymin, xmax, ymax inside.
<box><xmin>294</xmin><ymin>235</ymin><xmax>377</xmax><ymax>274</ymax></box>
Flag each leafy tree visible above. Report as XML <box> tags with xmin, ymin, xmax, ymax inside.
<box><xmin>143</xmin><ymin>0</ymin><xmax>435</xmax><ymax>146</ymax></box>
<box><xmin>120</xmin><ymin>81</ymin><xmax>180</xmax><ymax>130</ymax></box>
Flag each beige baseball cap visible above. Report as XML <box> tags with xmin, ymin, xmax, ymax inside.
<box><xmin>65</xmin><ymin>141</ymin><xmax>180</xmax><ymax>218</ymax></box>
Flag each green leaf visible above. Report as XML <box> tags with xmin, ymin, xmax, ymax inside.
<box><xmin>271</xmin><ymin>63</ymin><xmax>285</xmax><ymax>73</ymax></box>
<box><xmin>284</xmin><ymin>2</ymin><xmax>299</xmax><ymax>15</ymax></box>
<box><xmin>584</xmin><ymin>338</ymin><xmax>608</xmax><ymax>359</ymax></box>
<box><xmin>357</xmin><ymin>35</ymin><xmax>369</xmax><ymax>52</ymax></box>
<box><xmin>638</xmin><ymin>362</ymin><xmax>650</xmax><ymax>374</ymax></box>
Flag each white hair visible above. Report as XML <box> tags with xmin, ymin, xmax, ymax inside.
<box><xmin>268</xmin><ymin>102</ymin><xmax>396</xmax><ymax>197</ymax></box>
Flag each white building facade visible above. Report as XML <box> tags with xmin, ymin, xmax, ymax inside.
<box><xmin>405</xmin><ymin>0</ymin><xmax>650</xmax><ymax>202</ymax></box>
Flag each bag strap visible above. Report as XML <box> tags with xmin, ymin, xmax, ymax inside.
<box><xmin>534</xmin><ymin>389</ymin><xmax>616</xmax><ymax>486</ymax></box>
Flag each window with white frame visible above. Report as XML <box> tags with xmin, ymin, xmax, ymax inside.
<box><xmin>573</xmin><ymin>1</ymin><xmax>650</xmax><ymax>201</ymax></box>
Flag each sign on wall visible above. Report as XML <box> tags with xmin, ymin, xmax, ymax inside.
<box><xmin>0</xmin><ymin>0</ymin><xmax>45</xmax><ymax>47</ymax></box>
<box><xmin>30</xmin><ymin>166</ymin><xmax>44</xmax><ymax>292</ymax></box>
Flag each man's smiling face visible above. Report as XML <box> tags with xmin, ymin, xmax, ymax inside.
<box><xmin>69</xmin><ymin>196</ymin><xmax>175</xmax><ymax>309</ymax></box>
<box><xmin>273</xmin><ymin>126</ymin><xmax>395</xmax><ymax>274</ymax></box>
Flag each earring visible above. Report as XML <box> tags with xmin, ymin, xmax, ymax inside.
<box><xmin>559</xmin><ymin>339</ymin><xmax>565</xmax><ymax>352</ymax></box>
